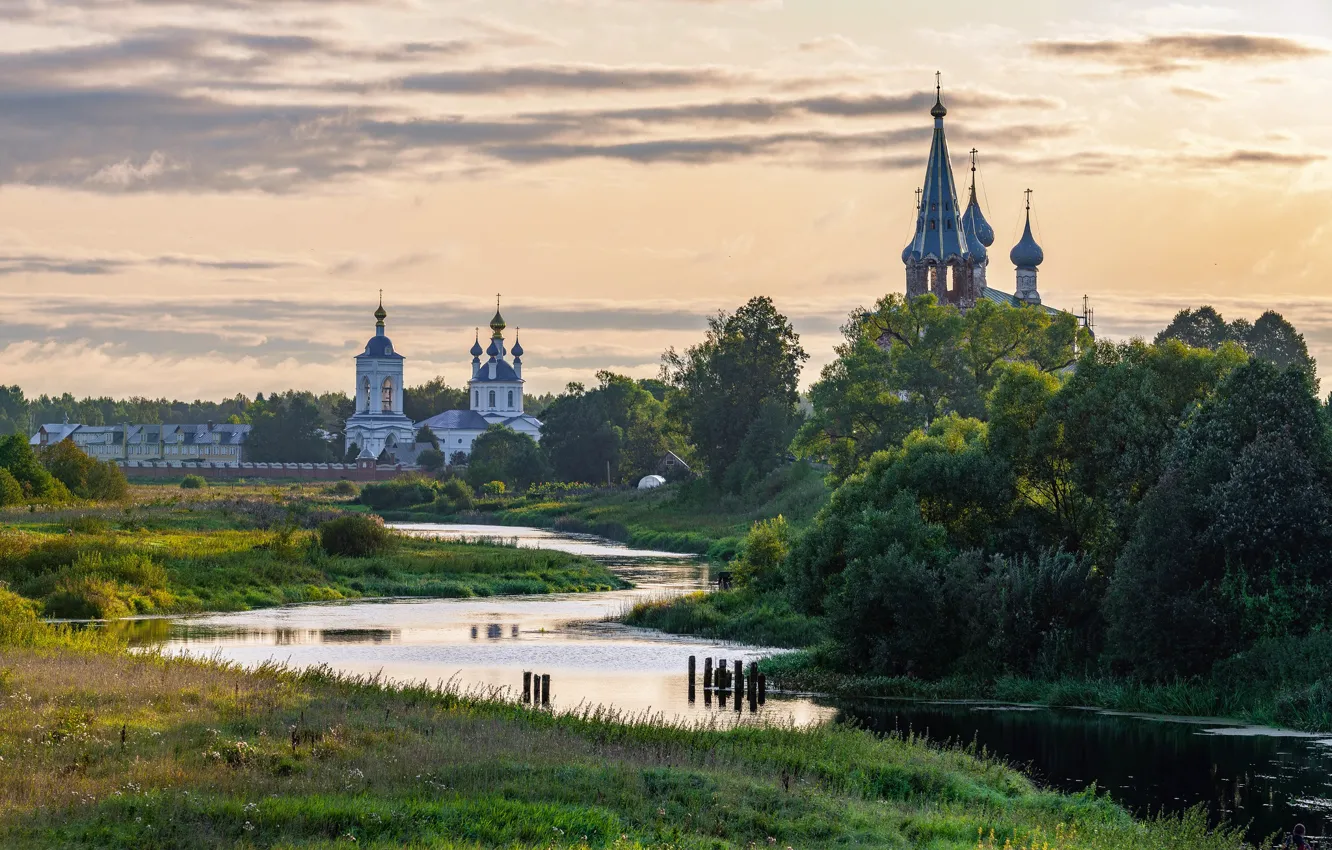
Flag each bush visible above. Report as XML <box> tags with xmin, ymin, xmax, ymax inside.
<box><xmin>358</xmin><ymin>475</ymin><xmax>438</xmax><ymax>510</ymax></box>
<box><xmin>180</xmin><ymin>475</ymin><xmax>206</xmax><ymax>490</ymax></box>
<box><xmin>319</xmin><ymin>514</ymin><xmax>395</xmax><ymax>558</ymax></box>
<box><xmin>67</xmin><ymin>515</ymin><xmax>112</xmax><ymax>535</ymax></box>
<box><xmin>434</xmin><ymin>478</ymin><xmax>474</xmax><ymax>513</ymax></box>
<box><xmin>327</xmin><ymin>480</ymin><xmax>359</xmax><ymax>497</ymax></box>
<box><xmin>481</xmin><ymin>480</ymin><xmax>506</xmax><ymax>498</ymax></box>
<box><xmin>733</xmin><ymin>514</ymin><xmax>790</xmax><ymax>590</ymax></box>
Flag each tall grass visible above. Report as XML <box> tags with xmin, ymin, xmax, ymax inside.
<box><xmin>0</xmin><ymin>639</ymin><xmax>1251</xmax><ymax>850</ymax></box>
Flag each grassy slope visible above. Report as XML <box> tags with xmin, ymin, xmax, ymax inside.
<box><xmin>0</xmin><ymin>645</ymin><xmax>1247</xmax><ymax>850</ymax></box>
<box><xmin>0</xmin><ymin>507</ymin><xmax>622</xmax><ymax>617</ymax></box>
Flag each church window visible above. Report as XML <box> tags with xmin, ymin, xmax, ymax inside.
<box><xmin>474</xmin><ymin>390</ymin><xmax>479</xmax><ymax>407</ymax></box>
<box><xmin>930</xmin><ymin>202</ymin><xmax>937</xmax><ymax>211</ymax></box>
<box><xmin>363</xmin><ymin>377</ymin><xmax>371</xmax><ymax>412</ymax></box>
<box><xmin>489</xmin><ymin>390</ymin><xmax>496</xmax><ymax>408</ymax></box>
<box><xmin>946</xmin><ymin>220</ymin><xmax>953</xmax><ymax>230</ymax></box>
<box><xmin>507</xmin><ymin>390</ymin><xmax>514</xmax><ymax>408</ymax></box>
<box><xmin>382</xmin><ymin>378</ymin><xmax>394</xmax><ymax>412</ymax></box>
<box><xmin>929</xmin><ymin>220</ymin><xmax>936</xmax><ymax>230</ymax></box>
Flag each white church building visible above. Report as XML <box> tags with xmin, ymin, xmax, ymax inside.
<box><xmin>343</xmin><ymin>297</ymin><xmax>542</xmax><ymax>464</ymax></box>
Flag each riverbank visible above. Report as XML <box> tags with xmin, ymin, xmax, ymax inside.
<box><xmin>384</xmin><ymin>461</ymin><xmax>831</xmax><ymax>560</ymax></box>
<box><xmin>0</xmin><ymin>597</ymin><xmax>1248</xmax><ymax>850</ymax></box>
<box><xmin>0</xmin><ymin>501</ymin><xmax>622</xmax><ymax>618</ymax></box>
<box><xmin>626</xmin><ymin>591</ymin><xmax>1332</xmax><ymax>733</ymax></box>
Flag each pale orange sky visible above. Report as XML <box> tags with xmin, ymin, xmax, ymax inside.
<box><xmin>2</xmin><ymin>0</ymin><xmax>1331</xmax><ymax>400</ymax></box>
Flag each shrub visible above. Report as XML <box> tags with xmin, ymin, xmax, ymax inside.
<box><xmin>181</xmin><ymin>475</ymin><xmax>206</xmax><ymax>490</ymax></box>
<box><xmin>45</xmin><ymin>575</ymin><xmax>129</xmax><ymax>620</ymax></box>
<box><xmin>327</xmin><ymin>480</ymin><xmax>359</xmax><ymax>497</ymax></box>
<box><xmin>67</xmin><ymin>515</ymin><xmax>112</xmax><ymax>535</ymax></box>
<box><xmin>434</xmin><ymin>478</ymin><xmax>474</xmax><ymax>513</ymax></box>
<box><xmin>319</xmin><ymin>514</ymin><xmax>395</xmax><ymax>558</ymax></box>
<box><xmin>733</xmin><ymin>514</ymin><xmax>791</xmax><ymax>589</ymax></box>
<box><xmin>481</xmin><ymin>480</ymin><xmax>506</xmax><ymax>498</ymax></box>
<box><xmin>358</xmin><ymin>475</ymin><xmax>438</xmax><ymax>510</ymax></box>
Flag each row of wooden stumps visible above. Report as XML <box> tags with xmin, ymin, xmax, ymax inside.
<box><xmin>522</xmin><ymin>671</ymin><xmax>551</xmax><ymax>706</ymax></box>
<box><xmin>687</xmin><ymin>655</ymin><xmax>766</xmax><ymax>711</ymax></box>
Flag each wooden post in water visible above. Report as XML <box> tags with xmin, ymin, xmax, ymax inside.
<box><xmin>703</xmin><ymin>657</ymin><xmax>713</xmax><ymax>690</ymax></box>
<box><xmin>748</xmin><ymin>662</ymin><xmax>758</xmax><ymax>701</ymax></box>
<box><xmin>734</xmin><ymin>660</ymin><xmax>743</xmax><ymax>695</ymax></box>
<box><xmin>758</xmin><ymin>673</ymin><xmax>766</xmax><ymax>705</ymax></box>
<box><xmin>532</xmin><ymin>673</ymin><xmax>541</xmax><ymax>704</ymax></box>
<box><xmin>687</xmin><ymin>655</ymin><xmax>696</xmax><ymax>703</ymax></box>
<box><xmin>541</xmin><ymin>674</ymin><xmax>551</xmax><ymax>705</ymax></box>
<box><xmin>718</xmin><ymin>658</ymin><xmax>727</xmax><ymax>690</ymax></box>
<box><xmin>522</xmin><ymin>671</ymin><xmax>532</xmax><ymax>703</ymax></box>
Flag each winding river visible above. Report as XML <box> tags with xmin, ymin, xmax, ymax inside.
<box><xmin>125</xmin><ymin>523</ymin><xmax>1332</xmax><ymax>844</ymax></box>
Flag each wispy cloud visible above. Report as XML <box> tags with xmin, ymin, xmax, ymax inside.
<box><xmin>1030</xmin><ymin>32</ymin><xmax>1327</xmax><ymax>75</ymax></box>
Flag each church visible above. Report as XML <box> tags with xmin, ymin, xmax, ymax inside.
<box><xmin>901</xmin><ymin>78</ymin><xmax>1067</xmax><ymax>316</ymax></box>
<box><xmin>343</xmin><ymin>297</ymin><xmax>542</xmax><ymax>464</ymax></box>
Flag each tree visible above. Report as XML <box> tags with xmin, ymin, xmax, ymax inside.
<box><xmin>403</xmin><ymin>378</ymin><xmax>468</xmax><ymax>423</ymax></box>
<box><xmin>344</xmin><ymin>442</ymin><xmax>361</xmax><ymax>463</ymax></box>
<box><xmin>1157</xmin><ymin>306</ymin><xmax>1318</xmax><ymax>391</ymax></box>
<box><xmin>0</xmin><ymin>386</ymin><xmax>26</xmax><ymax>436</ymax></box>
<box><xmin>415</xmin><ymin>426</ymin><xmax>439</xmax><ymax>449</ymax></box>
<box><xmin>0</xmin><ymin>434</ymin><xmax>69</xmax><ymax>502</ymax></box>
<box><xmin>418</xmin><ymin>448</ymin><xmax>445</xmax><ymax>473</ymax></box>
<box><xmin>245</xmin><ymin>391</ymin><xmax>335</xmax><ymax>463</ymax></box>
<box><xmin>38</xmin><ymin>439</ymin><xmax>128</xmax><ymax>501</ymax></box>
<box><xmin>1106</xmin><ymin>360</ymin><xmax>1332</xmax><ymax>678</ymax></box>
<box><xmin>662</xmin><ymin>296</ymin><xmax>807</xmax><ymax>488</ymax></box>
<box><xmin>539</xmin><ymin>372</ymin><xmax>671</xmax><ymax>484</ymax></box>
<box><xmin>797</xmin><ymin>293</ymin><xmax>1086</xmax><ymax>483</ymax></box>
<box><xmin>465</xmin><ymin>425</ymin><xmax>549</xmax><ymax>491</ymax></box>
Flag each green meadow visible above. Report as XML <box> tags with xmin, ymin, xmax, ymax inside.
<box><xmin>0</xmin><ymin>492</ymin><xmax>621</xmax><ymax>618</ymax></box>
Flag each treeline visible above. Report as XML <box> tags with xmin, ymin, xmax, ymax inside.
<box><xmin>701</xmin><ymin>295</ymin><xmax>1331</xmax><ymax>723</ymax></box>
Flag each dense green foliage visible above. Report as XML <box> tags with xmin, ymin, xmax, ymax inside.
<box><xmin>795</xmin><ymin>293</ymin><xmax>1089</xmax><ymax>483</ymax></box>
<box><xmin>636</xmin><ymin>298</ymin><xmax>1332</xmax><ymax>729</ymax></box>
<box><xmin>466</xmin><ymin>425</ymin><xmax>550</xmax><ymax>491</ymax></box>
<box><xmin>246</xmin><ymin>390</ymin><xmax>351</xmax><ymax>463</ymax></box>
<box><xmin>1157</xmin><ymin>305</ymin><xmax>1318</xmax><ymax>387</ymax></box>
<box><xmin>663</xmin><ymin>296</ymin><xmax>808</xmax><ymax>490</ymax></box>
<box><xmin>402</xmin><ymin>377</ymin><xmax>469</xmax><ymax>424</ymax></box>
<box><xmin>539</xmin><ymin>372</ymin><xmax>675</xmax><ymax>484</ymax></box>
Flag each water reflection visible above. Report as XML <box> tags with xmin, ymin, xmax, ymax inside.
<box><xmin>843</xmin><ymin>699</ymin><xmax>1332</xmax><ymax>843</ymax></box>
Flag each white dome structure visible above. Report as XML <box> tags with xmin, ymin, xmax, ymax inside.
<box><xmin>637</xmin><ymin>475</ymin><xmax>666</xmax><ymax>490</ymax></box>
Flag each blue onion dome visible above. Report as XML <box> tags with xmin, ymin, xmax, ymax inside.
<box><xmin>901</xmin><ymin>242</ymin><xmax>921</xmax><ymax>264</ymax></box>
<box><xmin>470</xmin><ymin>331</ymin><xmax>483</xmax><ymax>358</ymax></box>
<box><xmin>486</xmin><ymin>339</ymin><xmax>500</xmax><ymax>357</ymax></box>
<box><xmin>511</xmin><ymin>335</ymin><xmax>524</xmax><ymax>358</ymax></box>
<box><xmin>1010</xmin><ymin>208</ymin><xmax>1044</xmax><ymax>269</ymax></box>
<box><xmin>961</xmin><ymin>195</ymin><xmax>994</xmax><ymax>249</ymax></box>
<box><xmin>965</xmin><ymin>226</ymin><xmax>988</xmax><ymax>263</ymax></box>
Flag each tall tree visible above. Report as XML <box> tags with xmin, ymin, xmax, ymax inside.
<box><xmin>244</xmin><ymin>391</ymin><xmax>335</xmax><ymax>462</ymax></box>
<box><xmin>1157</xmin><ymin>306</ymin><xmax>1318</xmax><ymax>390</ymax></box>
<box><xmin>403</xmin><ymin>378</ymin><xmax>469</xmax><ymax>423</ymax></box>
<box><xmin>466</xmin><ymin>425</ymin><xmax>549</xmax><ymax>491</ymax></box>
<box><xmin>662</xmin><ymin>296</ymin><xmax>807</xmax><ymax>488</ymax></box>
<box><xmin>540</xmin><ymin>372</ymin><xmax>671</xmax><ymax>484</ymax></box>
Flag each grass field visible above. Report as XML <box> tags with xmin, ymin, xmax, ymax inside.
<box><xmin>0</xmin><ymin>598</ymin><xmax>1250</xmax><ymax>850</ymax></box>
<box><xmin>0</xmin><ymin>492</ymin><xmax>622</xmax><ymax>618</ymax></box>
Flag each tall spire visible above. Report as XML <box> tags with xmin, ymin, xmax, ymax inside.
<box><xmin>374</xmin><ymin>289</ymin><xmax>387</xmax><ymax>335</ymax></box>
<box><xmin>903</xmin><ymin>72</ymin><xmax>971</xmax><ymax>267</ymax></box>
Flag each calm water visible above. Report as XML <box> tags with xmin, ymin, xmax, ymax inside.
<box><xmin>123</xmin><ymin>523</ymin><xmax>1332</xmax><ymax>843</ymax></box>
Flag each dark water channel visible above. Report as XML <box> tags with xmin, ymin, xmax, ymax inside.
<box><xmin>121</xmin><ymin>523</ymin><xmax>1332</xmax><ymax>844</ymax></box>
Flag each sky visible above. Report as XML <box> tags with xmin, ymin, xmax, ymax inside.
<box><xmin>2</xmin><ymin>0</ymin><xmax>1332</xmax><ymax>402</ymax></box>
